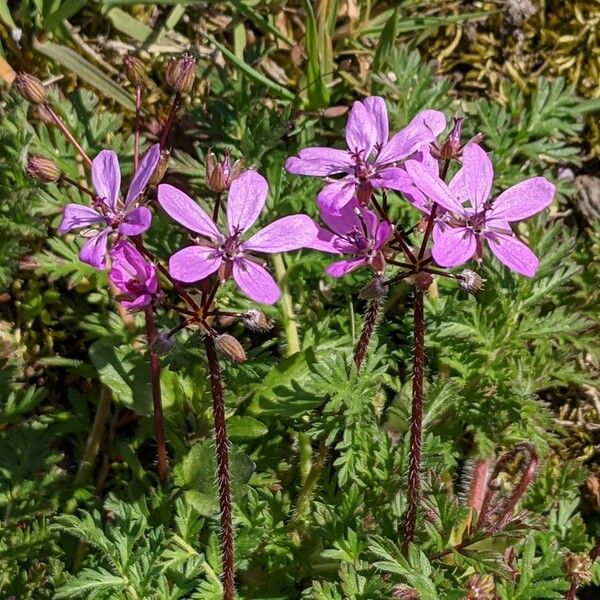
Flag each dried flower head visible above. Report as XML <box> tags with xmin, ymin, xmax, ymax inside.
<box><xmin>123</xmin><ymin>56</ymin><xmax>146</xmax><ymax>86</ymax></box>
<box><xmin>215</xmin><ymin>334</ymin><xmax>247</xmax><ymax>363</ymax></box>
<box><xmin>458</xmin><ymin>269</ymin><xmax>485</xmax><ymax>293</ymax></box>
<box><xmin>26</xmin><ymin>154</ymin><xmax>61</xmax><ymax>182</ymax></box>
<box><xmin>206</xmin><ymin>149</ymin><xmax>243</xmax><ymax>193</ymax></box>
<box><xmin>464</xmin><ymin>574</ymin><xmax>495</xmax><ymax>600</ymax></box>
<box><xmin>15</xmin><ymin>72</ymin><xmax>47</xmax><ymax>104</ymax></box>
<box><xmin>563</xmin><ymin>552</ymin><xmax>593</xmax><ymax>585</ymax></box>
<box><xmin>149</xmin><ymin>148</ymin><xmax>171</xmax><ymax>186</ymax></box>
<box><xmin>165</xmin><ymin>53</ymin><xmax>196</xmax><ymax>94</ymax></box>
<box><xmin>243</xmin><ymin>309</ymin><xmax>273</xmax><ymax>332</ymax></box>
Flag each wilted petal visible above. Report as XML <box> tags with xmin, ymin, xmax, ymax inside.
<box><xmin>462</xmin><ymin>143</ymin><xmax>493</xmax><ymax>211</ymax></box>
<box><xmin>233</xmin><ymin>259</ymin><xmax>280</xmax><ymax>304</ymax></box>
<box><xmin>80</xmin><ymin>228</ymin><xmax>110</xmax><ymax>269</ymax></box>
<box><xmin>243</xmin><ymin>215</ymin><xmax>319</xmax><ymax>253</ymax></box>
<box><xmin>92</xmin><ymin>150</ymin><xmax>121</xmax><ymax>210</ymax></box>
<box><xmin>285</xmin><ymin>147</ymin><xmax>352</xmax><ymax>176</ymax></box>
<box><xmin>486</xmin><ymin>231</ymin><xmax>539</xmax><ymax>277</ymax></box>
<box><xmin>126</xmin><ymin>144</ymin><xmax>161</xmax><ymax>205</ymax></box>
<box><xmin>431</xmin><ymin>224</ymin><xmax>475</xmax><ymax>268</ymax></box>
<box><xmin>119</xmin><ymin>206</ymin><xmax>152</xmax><ymax>236</ymax></box>
<box><xmin>158</xmin><ymin>184</ymin><xmax>221</xmax><ymax>240</ymax></box>
<box><xmin>490</xmin><ymin>177</ymin><xmax>555</xmax><ymax>222</ymax></box>
<box><xmin>317</xmin><ymin>180</ymin><xmax>355</xmax><ymax>215</ymax></box>
<box><xmin>362</xmin><ymin>96</ymin><xmax>389</xmax><ymax>147</ymax></box>
<box><xmin>58</xmin><ymin>204</ymin><xmax>103</xmax><ymax>234</ymax></box>
<box><xmin>169</xmin><ymin>245</ymin><xmax>222</xmax><ymax>283</ymax></box>
<box><xmin>345</xmin><ymin>100</ymin><xmax>376</xmax><ymax>157</ymax></box>
<box><xmin>227</xmin><ymin>170</ymin><xmax>269</xmax><ymax>234</ymax></box>
<box><xmin>405</xmin><ymin>160</ymin><xmax>464</xmax><ymax>213</ymax></box>
<box><xmin>326</xmin><ymin>257</ymin><xmax>366</xmax><ymax>277</ymax></box>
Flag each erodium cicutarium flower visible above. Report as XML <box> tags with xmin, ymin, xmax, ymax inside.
<box><xmin>108</xmin><ymin>240</ymin><xmax>158</xmax><ymax>311</ymax></box>
<box><xmin>405</xmin><ymin>143</ymin><xmax>555</xmax><ymax>276</ymax></box>
<box><xmin>311</xmin><ymin>198</ymin><xmax>392</xmax><ymax>277</ymax></box>
<box><xmin>284</xmin><ymin>96</ymin><xmax>446</xmax><ymax>214</ymax></box>
<box><xmin>158</xmin><ymin>169</ymin><xmax>319</xmax><ymax>304</ymax></box>
<box><xmin>58</xmin><ymin>144</ymin><xmax>160</xmax><ymax>269</ymax></box>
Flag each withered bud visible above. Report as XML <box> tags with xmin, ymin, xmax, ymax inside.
<box><xmin>392</xmin><ymin>587</ymin><xmax>420</xmax><ymax>599</ymax></box>
<box><xmin>15</xmin><ymin>72</ymin><xmax>48</xmax><ymax>104</ymax></box>
<box><xmin>32</xmin><ymin>103</ymin><xmax>56</xmax><ymax>126</ymax></box>
<box><xmin>153</xmin><ymin>331</ymin><xmax>175</xmax><ymax>355</ymax></box>
<box><xmin>464</xmin><ymin>574</ymin><xmax>495</xmax><ymax>600</ymax></box>
<box><xmin>458</xmin><ymin>269</ymin><xmax>484</xmax><ymax>293</ymax></box>
<box><xmin>165</xmin><ymin>53</ymin><xmax>196</xmax><ymax>94</ymax></box>
<box><xmin>356</xmin><ymin>180</ymin><xmax>373</xmax><ymax>206</ymax></box>
<box><xmin>414</xmin><ymin>271</ymin><xmax>434</xmax><ymax>291</ymax></box>
<box><xmin>359</xmin><ymin>276</ymin><xmax>388</xmax><ymax>300</ymax></box>
<box><xmin>430</xmin><ymin>116</ymin><xmax>463</xmax><ymax>161</ymax></box>
<box><xmin>123</xmin><ymin>56</ymin><xmax>146</xmax><ymax>86</ymax></box>
<box><xmin>214</xmin><ymin>334</ymin><xmax>247</xmax><ymax>363</ymax></box>
<box><xmin>149</xmin><ymin>148</ymin><xmax>171</xmax><ymax>186</ymax></box>
<box><xmin>563</xmin><ymin>552</ymin><xmax>593</xmax><ymax>585</ymax></box>
<box><xmin>243</xmin><ymin>309</ymin><xmax>273</xmax><ymax>332</ymax></box>
<box><xmin>26</xmin><ymin>154</ymin><xmax>61</xmax><ymax>182</ymax></box>
<box><xmin>206</xmin><ymin>149</ymin><xmax>243</xmax><ymax>193</ymax></box>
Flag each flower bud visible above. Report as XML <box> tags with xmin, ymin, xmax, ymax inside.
<box><xmin>15</xmin><ymin>72</ymin><xmax>47</xmax><ymax>104</ymax></box>
<box><xmin>243</xmin><ymin>309</ymin><xmax>273</xmax><ymax>332</ymax></box>
<box><xmin>464</xmin><ymin>574</ymin><xmax>495</xmax><ymax>600</ymax></box>
<box><xmin>123</xmin><ymin>55</ymin><xmax>146</xmax><ymax>86</ymax></box>
<box><xmin>458</xmin><ymin>269</ymin><xmax>484</xmax><ymax>293</ymax></box>
<box><xmin>563</xmin><ymin>552</ymin><xmax>593</xmax><ymax>585</ymax></box>
<box><xmin>215</xmin><ymin>334</ymin><xmax>246</xmax><ymax>363</ymax></box>
<box><xmin>25</xmin><ymin>154</ymin><xmax>61</xmax><ymax>182</ymax></box>
<box><xmin>153</xmin><ymin>331</ymin><xmax>175</xmax><ymax>355</ymax></box>
<box><xmin>165</xmin><ymin>53</ymin><xmax>196</xmax><ymax>94</ymax></box>
<box><xmin>359</xmin><ymin>276</ymin><xmax>388</xmax><ymax>300</ymax></box>
<box><xmin>149</xmin><ymin>148</ymin><xmax>170</xmax><ymax>186</ymax></box>
<box><xmin>414</xmin><ymin>271</ymin><xmax>434</xmax><ymax>291</ymax></box>
<box><xmin>206</xmin><ymin>149</ymin><xmax>243</xmax><ymax>193</ymax></box>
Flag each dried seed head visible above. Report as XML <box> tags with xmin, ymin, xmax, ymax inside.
<box><xmin>414</xmin><ymin>271</ymin><xmax>434</xmax><ymax>291</ymax></box>
<box><xmin>359</xmin><ymin>276</ymin><xmax>388</xmax><ymax>300</ymax></box>
<box><xmin>149</xmin><ymin>148</ymin><xmax>171</xmax><ymax>186</ymax></box>
<box><xmin>464</xmin><ymin>574</ymin><xmax>495</xmax><ymax>600</ymax></box>
<box><xmin>215</xmin><ymin>334</ymin><xmax>247</xmax><ymax>363</ymax></box>
<box><xmin>392</xmin><ymin>587</ymin><xmax>420</xmax><ymax>599</ymax></box>
<box><xmin>153</xmin><ymin>331</ymin><xmax>175</xmax><ymax>355</ymax></box>
<box><xmin>26</xmin><ymin>154</ymin><xmax>61</xmax><ymax>182</ymax></box>
<box><xmin>563</xmin><ymin>552</ymin><xmax>593</xmax><ymax>585</ymax></box>
<box><xmin>165</xmin><ymin>53</ymin><xmax>196</xmax><ymax>94</ymax></box>
<box><xmin>205</xmin><ymin>149</ymin><xmax>243</xmax><ymax>193</ymax></box>
<box><xmin>15</xmin><ymin>72</ymin><xmax>47</xmax><ymax>104</ymax></box>
<box><xmin>458</xmin><ymin>269</ymin><xmax>484</xmax><ymax>293</ymax></box>
<box><xmin>243</xmin><ymin>309</ymin><xmax>273</xmax><ymax>332</ymax></box>
<box><xmin>123</xmin><ymin>55</ymin><xmax>146</xmax><ymax>86</ymax></box>
<box><xmin>31</xmin><ymin>103</ymin><xmax>56</xmax><ymax>126</ymax></box>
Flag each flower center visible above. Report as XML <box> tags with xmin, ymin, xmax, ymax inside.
<box><xmin>220</xmin><ymin>231</ymin><xmax>242</xmax><ymax>261</ymax></box>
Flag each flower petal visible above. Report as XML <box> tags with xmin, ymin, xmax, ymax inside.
<box><xmin>92</xmin><ymin>150</ymin><xmax>121</xmax><ymax>210</ymax></box>
<box><xmin>405</xmin><ymin>160</ymin><xmax>464</xmax><ymax>213</ymax></box>
<box><xmin>80</xmin><ymin>228</ymin><xmax>110</xmax><ymax>269</ymax></box>
<box><xmin>431</xmin><ymin>224</ymin><xmax>476</xmax><ymax>268</ymax></box>
<box><xmin>486</xmin><ymin>232</ymin><xmax>539</xmax><ymax>277</ymax></box>
<box><xmin>58</xmin><ymin>204</ymin><xmax>103</xmax><ymax>234</ymax></box>
<box><xmin>462</xmin><ymin>143</ymin><xmax>493</xmax><ymax>211</ymax></box>
<box><xmin>122</xmin><ymin>294</ymin><xmax>153</xmax><ymax>311</ymax></box>
<box><xmin>362</xmin><ymin>96</ymin><xmax>388</xmax><ymax>147</ymax></box>
<box><xmin>316</xmin><ymin>180</ymin><xmax>356</xmax><ymax>215</ymax></box>
<box><xmin>326</xmin><ymin>257</ymin><xmax>366</xmax><ymax>277</ymax></box>
<box><xmin>243</xmin><ymin>215</ymin><xmax>319</xmax><ymax>253</ymax></box>
<box><xmin>233</xmin><ymin>259</ymin><xmax>280</xmax><ymax>304</ymax></box>
<box><xmin>168</xmin><ymin>246</ymin><xmax>222</xmax><ymax>283</ymax></box>
<box><xmin>372</xmin><ymin>166</ymin><xmax>414</xmax><ymax>192</ymax></box>
<box><xmin>158</xmin><ymin>184</ymin><xmax>221</xmax><ymax>240</ymax></box>
<box><xmin>307</xmin><ymin>227</ymin><xmax>343</xmax><ymax>253</ymax></box>
<box><xmin>489</xmin><ymin>177</ymin><xmax>555</xmax><ymax>222</ymax></box>
<box><xmin>285</xmin><ymin>148</ymin><xmax>352</xmax><ymax>176</ymax></box>
<box><xmin>126</xmin><ymin>143</ymin><xmax>161</xmax><ymax>205</ymax></box>
<box><xmin>319</xmin><ymin>197</ymin><xmax>361</xmax><ymax>236</ymax></box>
<box><xmin>227</xmin><ymin>170</ymin><xmax>269</xmax><ymax>234</ymax></box>
<box><xmin>345</xmin><ymin>100</ymin><xmax>376</xmax><ymax>157</ymax></box>
<box><xmin>119</xmin><ymin>206</ymin><xmax>152</xmax><ymax>236</ymax></box>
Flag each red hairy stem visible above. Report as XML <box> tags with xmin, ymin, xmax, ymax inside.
<box><xmin>354</xmin><ymin>297</ymin><xmax>383</xmax><ymax>369</ymax></box>
<box><xmin>466</xmin><ymin>459</ymin><xmax>492</xmax><ymax>519</ymax></box>
<box><xmin>134</xmin><ymin>85</ymin><xmax>142</xmax><ymax>172</ymax></box>
<box><xmin>159</xmin><ymin>97</ymin><xmax>181</xmax><ymax>148</ymax></box>
<box><xmin>566</xmin><ymin>582</ymin><xmax>577</xmax><ymax>600</ymax></box>
<box><xmin>43</xmin><ymin>102</ymin><xmax>92</xmax><ymax>167</ymax></box>
<box><xmin>203</xmin><ymin>335</ymin><xmax>236</xmax><ymax>600</ymax></box>
<box><xmin>402</xmin><ymin>289</ymin><xmax>425</xmax><ymax>554</ymax></box>
<box><xmin>144</xmin><ymin>305</ymin><xmax>169</xmax><ymax>484</ymax></box>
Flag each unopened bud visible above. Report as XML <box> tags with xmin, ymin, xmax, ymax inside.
<box><xmin>458</xmin><ymin>269</ymin><xmax>484</xmax><ymax>293</ymax></box>
<box><xmin>123</xmin><ymin>56</ymin><xmax>146</xmax><ymax>86</ymax></box>
<box><xmin>563</xmin><ymin>552</ymin><xmax>593</xmax><ymax>585</ymax></box>
<box><xmin>165</xmin><ymin>53</ymin><xmax>196</xmax><ymax>94</ymax></box>
<box><xmin>359</xmin><ymin>276</ymin><xmax>388</xmax><ymax>299</ymax></box>
<box><xmin>414</xmin><ymin>271</ymin><xmax>433</xmax><ymax>291</ymax></box>
<box><xmin>153</xmin><ymin>331</ymin><xmax>175</xmax><ymax>355</ymax></box>
<box><xmin>26</xmin><ymin>154</ymin><xmax>61</xmax><ymax>182</ymax></box>
<box><xmin>15</xmin><ymin>72</ymin><xmax>47</xmax><ymax>104</ymax></box>
<box><xmin>243</xmin><ymin>309</ymin><xmax>273</xmax><ymax>332</ymax></box>
<box><xmin>206</xmin><ymin>149</ymin><xmax>243</xmax><ymax>193</ymax></box>
<box><xmin>464</xmin><ymin>574</ymin><xmax>495</xmax><ymax>600</ymax></box>
<box><xmin>149</xmin><ymin>148</ymin><xmax>170</xmax><ymax>186</ymax></box>
<box><xmin>214</xmin><ymin>334</ymin><xmax>246</xmax><ymax>363</ymax></box>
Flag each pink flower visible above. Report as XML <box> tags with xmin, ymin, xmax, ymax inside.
<box><xmin>405</xmin><ymin>143</ymin><xmax>555</xmax><ymax>277</ymax></box>
<box><xmin>285</xmin><ymin>96</ymin><xmax>446</xmax><ymax>214</ymax></box>
<box><xmin>58</xmin><ymin>145</ymin><xmax>161</xmax><ymax>269</ymax></box>
<box><xmin>108</xmin><ymin>240</ymin><xmax>158</xmax><ymax>311</ymax></box>
<box><xmin>157</xmin><ymin>170</ymin><xmax>319</xmax><ymax>304</ymax></box>
<box><xmin>311</xmin><ymin>198</ymin><xmax>392</xmax><ymax>277</ymax></box>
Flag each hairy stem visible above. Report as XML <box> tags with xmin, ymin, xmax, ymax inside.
<box><xmin>402</xmin><ymin>289</ymin><xmax>425</xmax><ymax>554</ymax></box>
<box><xmin>273</xmin><ymin>253</ymin><xmax>300</xmax><ymax>355</ymax></box>
<box><xmin>144</xmin><ymin>306</ymin><xmax>169</xmax><ymax>484</ymax></box>
<box><xmin>159</xmin><ymin>97</ymin><xmax>181</xmax><ymax>148</ymax></box>
<box><xmin>43</xmin><ymin>102</ymin><xmax>92</xmax><ymax>167</ymax></box>
<box><xmin>203</xmin><ymin>335</ymin><xmax>235</xmax><ymax>600</ymax></box>
<box><xmin>134</xmin><ymin>84</ymin><xmax>142</xmax><ymax>172</ymax></box>
<box><xmin>354</xmin><ymin>297</ymin><xmax>383</xmax><ymax>369</ymax></box>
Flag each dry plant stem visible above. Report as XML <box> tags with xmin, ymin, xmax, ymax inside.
<box><xmin>354</xmin><ymin>297</ymin><xmax>383</xmax><ymax>369</ymax></box>
<box><xmin>203</xmin><ymin>335</ymin><xmax>236</xmax><ymax>600</ymax></box>
<box><xmin>144</xmin><ymin>305</ymin><xmax>169</xmax><ymax>484</ymax></box>
<box><xmin>134</xmin><ymin>85</ymin><xmax>142</xmax><ymax>172</ymax></box>
<box><xmin>43</xmin><ymin>102</ymin><xmax>92</xmax><ymax>167</ymax></box>
<box><xmin>402</xmin><ymin>289</ymin><xmax>425</xmax><ymax>555</ymax></box>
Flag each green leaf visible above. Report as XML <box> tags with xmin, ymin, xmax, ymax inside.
<box><xmin>54</xmin><ymin>568</ymin><xmax>126</xmax><ymax>599</ymax></box>
<box><xmin>44</xmin><ymin>0</ymin><xmax>87</xmax><ymax>30</ymax></box>
<box><xmin>303</xmin><ymin>0</ymin><xmax>329</xmax><ymax>108</ymax></box>
<box><xmin>373</xmin><ymin>7</ymin><xmax>398</xmax><ymax>71</ymax></box>
<box><xmin>227</xmin><ymin>416</ymin><xmax>268</xmax><ymax>441</ymax></box>
<box><xmin>104</xmin><ymin>7</ymin><xmax>183</xmax><ymax>48</ymax></box>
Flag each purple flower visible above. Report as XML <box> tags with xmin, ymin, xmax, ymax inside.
<box><xmin>157</xmin><ymin>170</ymin><xmax>319</xmax><ymax>305</ymax></box>
<box><xmin>310</xmin><ymin>198</ymin><xmax>392</xmax><ymax>277</ymax></box>
<box><xmin>285</xmin><ymin>96</ymin><xmax>446</xmax><ymax>214</ymax></box>
<box><xmin>108</xmin><ymin>240</ymin><xmax>158</xmax><ymax>311</ymax></box>
<box><xmin>58</xmin><ymin>145</ymin><xmax>161</xmax><ymax>269</ymax></box>
<box><xmin>405</xmin><ymin>143</ymin><xmax>555</xmax><ymax>277</ymax></box>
